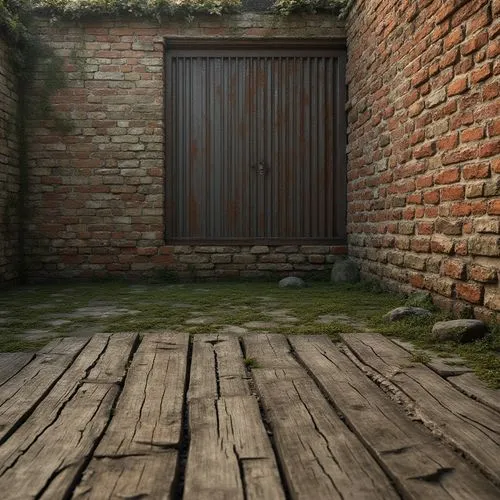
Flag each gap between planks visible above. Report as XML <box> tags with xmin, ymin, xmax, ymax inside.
<box><xmin>288</xmin><ymin>335</ymin><xmax>500</xmax><ymax>500</ymax></box>
<box><xmin>341</xmin><ymin>332</ymin><xmax>500</xmax><ymax>487</ymax></box>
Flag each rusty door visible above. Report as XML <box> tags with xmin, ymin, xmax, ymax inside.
<box><xmin>165</xmin><ymin>40</ymin><xmax>346</xmax><ymax>244</ymax></box>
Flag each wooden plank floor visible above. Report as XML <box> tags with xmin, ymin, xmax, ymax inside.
<box><xmin>0</xmin><ymin>332</ymin><xmax>499</xmax><ymax>499</ymax></box>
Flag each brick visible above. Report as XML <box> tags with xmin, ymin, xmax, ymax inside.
<box><xmin>260</xmin><ymin>253</ymin><xmax>287</xmax><ymax>263</ymax></box>
<box><xmin>414</xmin><ymin>142</ymin><xmax>436</xmax><ymax>159</ymax></box>
<box><xmin>233</xmin><ymin>254</ymin><xmax>257</xmax><ymax>264</ymax></box>
<box><xmin>179</xmin><ymin>254</ymin><xmax>209</xmax><ymax>264</ymax></box>
<box><xmin>488</xmin><ymin>119</ymin><xmax>500</xmax><ymax>137</ymax></box>
<box><xmin>456</xmin><ymin>282</ymin><xmax>484</xmax><ymax>304</ymax></box>
<box><xmin>435</xmin><ymin>217</ymin><xmax>463</xmax><ymax>235</ymax></box>
<box><xmin>469</xmin><ymin>264</ymin><xmax>498</xmax><ymax>283</ymax></box>
<box><xmin>404</xmin><ymin>253</ymin><xmax>427</xmax><ymax>271</ymax></box>
<box><xmin>398</xmin><ymin>221</ymin><xmax>415</xmax><ymax>235</ymax></box>
<box><xmin>488</xmin><ymin>199</ymin><xmax>500</xmax><ymax>215</ymax></box>
<box><xmin>300</xmin><ymin>245</ymin><xmax>330</xmax><ymax>254</ymax></box>
<box><xmin>478</xmin><ymin>140</ymin><xmax>500</xmax><ymax>158</ymax></box>
<box><xmin>447</xmin><ymin>76</ymin><xmax>469</xmax><ymax>96</ymax></box>
<box><xmin>444</xmin><ymin>25</ymin><xmax>465</xmax><ymax>50</ymax></box>
<box><xmin>432</xmin><ymin>278</ymin><xmax>454</xmax><ymax>298</ymax></box>
<box><xmin>423</xmin><ymin>190</ymin><xmax>440</xmax><ymax>204</ymax></box>
<box><xmin>250</xmin><ymin>246</ymin><xmax>269</xmax><ymax>254</ymax></box>
<box><xmin>470</xmin><ymin>62</ymin><xmax>492</xmax><ymax>83</ymax></box>
<box><xmin>475</xmin><ymin>218</ymin><xmax>500</xmax><ymax>233</ymax></box>
<box><xmin>434</xmin><ymin>167</ymin><xmax>460</xmax><ymax>184</ymax></box>
<box><xmin>441</xmin><ymin>259</ymin><xmax>466</xmax><ymax>279</ymax></box>
<box><xmin>440</xmin><ymin>185</ymin><xmax>465</xmax><ymax>201</ymax></box>
<box><xmin>484</xmin><ymin>288</ymin><xmax>500</xmax><ymax>311</ymax></box>
<box><xmin>461</xmin><ymin>31</ymin><xmax>488</xmax><ymax>55</ymax></box>
<box><xmin>465</xmin><ymin>183</ymin><xmax>484</xmax><ymax>198</ymax></box>
<box><xmin>431</xmin><ymin>235</ymin><xmax>454</xmax><ymax>254</ymax></box>
<box><xmin>211</xmin><ymin>254</ymin><xmax>231</xmax><ymax>264</ymax></box>
<box><xmin>463</xmin><ymin>163</ymin><xmax>489</xmax><ymax>180</ymax></box>
<box><xmin>461</xmin><ymin>127</ymin><xmax>485</xmax><ymax>143</ymax></box>
<box><xmin>436</xmin><ymin>133</ymin><xmax>459</xmax><ymax>151</ymax></box>
<box><xmin>442</xmin><ymin>147</ymin><xmax>477</xmax><ymax>165</ymax></box>
<box><xmin>411</xmin><ymin>238</ymin><xmax>430</xmax><ymax>253</ymax></box>
<box><xmin>416</xmin><ymin>174</ymin><xmax>433</xmax><ymax>188</ymax></box>
<box><xmin>468</xmin><ymin>236</ymin><xmax>500</xmax><ymax>256</ymax></box>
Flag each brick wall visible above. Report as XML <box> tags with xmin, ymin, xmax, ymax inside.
<box><xmin>26</xmin><ymin>14</ymin><xmax>346</xmax><ymax>281</ymax></box>
<box><xmin>346</xmin><ymin>0</ymin><xmax>499</xmax><ymax>321</ymax></box>
<box><xmin>0</xmin><ymin>37</ymin><xmax>20</xmax><ymax>285</ymax></box>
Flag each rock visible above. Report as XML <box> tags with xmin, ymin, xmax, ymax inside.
<box><xmin>279</xmin><ymin>276</ymin><xmax>306</xmax><ymax>288</ymax></box>
<box><xmin>330</xmin><ymin>259</ymin><xmax>360</xmax><ymax>284</ymax></box>
<box><xmin>383</xmin><ymin>306</ymin><xmax>432</xmax><ymax>321</ymax></box>
<box><xmin>431</xmin><ymin>319</ymin><xmax>487</xmax><ymax>343</ymax></box>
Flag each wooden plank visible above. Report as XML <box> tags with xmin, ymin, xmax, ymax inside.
<box><xmin>86</xmin><ymin>332</ymin><xmax>139</xmax><ymax>383</ymax></box>
<box><xmin>448</xmin><ymin>372</ymin><xmax>500</xmax><ymax>413</ymax></box>
<box><xmin>392</xmin><ymin>339</ymin><xmax>473</xmax><ymax>376</ymax></box>
<box><xmin>0</xmin><ymin>337</ymin><xmax>88</xmax><ymax>442</ymax></box>
<box><xmin>0</xmin><ymin>333</ymin><xmax>138</xmax><ymax>474</ymax></box>
<box><xmin>343</xmin><ymin>332</ymin><xmax>500</xmax><ymax>485</ymax></box>
<box><xmin>291</xmin><ymin>335</ymin><xmax>500</xmax><ymax>500</ymax></box>
<box><xmin>0</xmin><ymin>382</ymin><xmax>119</xmax><ymax>499</ymax></box>
<box><xmin>244</xmin><ymin>334</ymin><xmax>398</xmax><ymax>500</ymax></box>
<box><xmin>243</xmin><ymin>333</ymin><xmax>298</xmax><ymax>369</ymax></box>
<box><xmin>184</xmin><ymin>396</ymin><xmax>285</xmax><ymax>500</ymax></box>
<box><xmin>96</xmin><ymin>332</ymin><xmax>189</xmax><ymax>455</ymax></box>
<box><xmin>188</xmin><ymin>334</ymin><xmax>250</xmax><ymax>400</ymax></box>
<box><xmin>72</xmin><ymin>453</ymin><xmax>178</xmax><ymax>499</ymax></box>
<box><xmin>0</xmin><ymin>352</ymin><xmax>34</xmax><ymax>385</ymax></box>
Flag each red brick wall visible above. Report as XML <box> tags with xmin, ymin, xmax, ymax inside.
<box><xmin>26</xmin><ymin>14</ymin><xmax>346</xmax><ymax>281</ymax></box>
<box><xmin>0</xmin><ymin>37</ymin><xmax>20</xmax><ymax>285</ymax></box>
<box><xmin>346</xmin><ymin>0</ymin><xmax>499</xmax><ymax>321</ymax></box>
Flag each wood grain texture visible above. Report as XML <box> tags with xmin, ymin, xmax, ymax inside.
<box><xmin>0</xmin><ymin>382</ymin><xmax>119</xmax><ymax>499</ymax></box>
<box><xmin>73</xmin><ymin>453</ymin><xmax>178</xmax><ymax>499</ymax></box>
<box><xmin>291</xmin><ymin>335</ymin><xmax>500</xmax><ymax>500</ymax></box>
<box><xmin>184</xmin><ymin>396</ymin><xmax>285</xmax><ymax>500</ymax></box>
<box><xmin>188</xmin><ymin>334</ymin><xmax>250</xmax><ymax>400</ymax></box>
<box><xmin>243</xmin><ymin>333</ymin><xmax>298</xmax><ymax>370</ymax></box>
<box><xmin>0</xmin><ymin>352</ymin><xmax>34</xmax><ymax>385</ymax></box>
<box><xmin>448</xmin><ymin>372</ymin><xmax>500</xmax><ymax>414</ymax></box>
<box><xmin>343</xmin><ymin>333</ymin><xmax>500</xmax><ymax>485</ymax></box>
<box><xmin>0</xmin><ymin>337</ymin><xmax>88</xmax><ymax>442</ymax></box>
<box><xmin>86</xmin><ymin>332</ymin><xmax>139</xmax><ymax>383</ymax></box>
<box><xmin>244</xmin><ymin>334</ymin><xmax>398</xmax><ymax>500</ymax></box>
<box><xmin>0</xmin><ymin>333</ymin><xmax>137</xmax><ymax>474</ymax></box>
<box><xmin>96</xmin><ymin>332</ymin><xmax>189</xmax><ymax>455</ymax></box>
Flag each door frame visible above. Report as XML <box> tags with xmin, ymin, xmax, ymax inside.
<box><xmin>164</xmin><ymin>38</ymin><xmax>347</xmax><ymax>245</ymax></box>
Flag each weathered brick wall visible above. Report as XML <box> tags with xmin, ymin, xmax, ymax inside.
<box><xmin>26</xmin><ymin>14</ymin><xmax>346</xmax><ymax>281</ymax></box>
<box><xmin>0</xmin><ymin>37</ymin><xmax>20</xmax><ymax>285</ymax></box>
<box><xmin>346</xmin><ymin>0</ymin><xmax>499</xmax><ymax>321</ymax></box>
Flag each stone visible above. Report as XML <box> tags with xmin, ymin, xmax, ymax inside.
<box><xmin>46</xmin><ymin>319</ymin><xmax>72</xmax><ymax>327</ymax></box>
<box><xmin>383</xmin><ymin>306</ymin><xmax>432</xmax><ymax>321</ymax></box>
<box><xmin>278</xmin><ymin>276</ymin><xmax>306</xmax><ymax>288</ymax></box>
<box><xmin>184</xmin><ymin>316</ymin><xmax>216</xmax><ymax>325</ymax></box>
<box><xmin>243</xmin><ymin>321</ymin><xmax>278</xmax><ymax>329</ymax></box>
<box><xmin>431</xmin><ymin>319</ymin><xmax>487</xmax><ymax>343</ymax></box>
<box><xmin>330</xmin><ymin>259</ymin><xmax>360</xmax><ymax>284</ymax></box>
<box><xmin>219</xmin><ymin>325</ymin><xmax>248</xmax><ymax>335</ymax></box>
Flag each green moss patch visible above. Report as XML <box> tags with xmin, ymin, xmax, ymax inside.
<box><xmin>0</xmin><ymin>280</ymin><xmax>498</xmax><ymax>387</ymax></box>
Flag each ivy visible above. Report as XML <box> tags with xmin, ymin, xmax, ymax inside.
<box><xmin>273</xmin><ymin>0</ymin><xmax>352</xmax><ymax>16</ymax></box>
<box><xmin>32</xmin><ymin>0</ymin><xmax>242</xmax><ymax>19</ymax></box>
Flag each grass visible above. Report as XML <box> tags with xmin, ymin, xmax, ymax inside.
<box><xmin>0</xmin><ymin>279</ymin><xmax>498</xmax><ymax>386</ymax></box>
<box><xmin>244</xmin><ymin>357</ymin><xmax>260</xmax><ymax>369</ymax></box>
<box><xmin>371</xmin><ymin>314</ymin><xmax>500</xmax><ymax>387</ymax></box>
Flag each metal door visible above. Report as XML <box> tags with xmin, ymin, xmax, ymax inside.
<box><xmin>165</xmin><ymin>39</ymin><xmax>346</xmax><ymax>244</ymax></box>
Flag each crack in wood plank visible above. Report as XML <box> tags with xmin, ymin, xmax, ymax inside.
<box><xmin>342</xmin><ymin>333</ymin><xmax>500</xmax><ymax>487</ymax></box>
